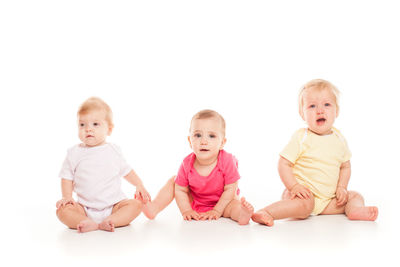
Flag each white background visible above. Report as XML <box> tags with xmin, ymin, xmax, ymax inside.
<box><xmin>1</xmin><ymin>1</ymin><xmax>399</xmax><ymax>266</ymax></box>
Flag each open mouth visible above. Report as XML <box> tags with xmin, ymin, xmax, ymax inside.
<box><xmin>316</xmin><ymin>118</ymin><xmax>326</xmax><ymax>125</ymax></box>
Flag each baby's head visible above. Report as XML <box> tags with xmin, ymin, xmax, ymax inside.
<box><xmin>77</xmin><ymin>97</ymin><xmax>114</xmax><ymax>147</ymax></box>
<box><xmin>298</xmin><ymin>79</ymin><xmax>340</xmax><ymax>135</ymax></box>
<box><xmin>188</xmin><ymin>110</ymin><xmax>227</xmax><ymax>163</ymax></box>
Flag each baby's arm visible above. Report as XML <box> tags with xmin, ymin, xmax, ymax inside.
<box><xmin>56</xmin><ymin>179</ymin><xmax>76</xmax><ymax>208</ymax></box>
<box><xmin>124</xmin><ymin>170</ymin><xmax>151</xmax><ymax>203</ymax></box>
<box><xmin>201</xmin><ymin>182</ymin><xmax>238</xmax><ymax>220</ymax></box>
<box><xmin>175</xmin><ymin>184</ymin><xmax>200</xmax><ymax>220</ymax></box>
<box><xmin>278</xmin><ymin>156</ymin><xmax>311</xmax><ymax>199</ymax></box>
<box><xmin>336</xmin><ymin>160</ymin><xmax>351</xmax><ymax>206</ymax></box>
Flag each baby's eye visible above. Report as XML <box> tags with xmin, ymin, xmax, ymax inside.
<box><xmin>79</xmin><ymin>123</ymin><xmax>85</xmax><ymax>127</ymax></box>
<box><xmin>194</xmin><ymin>133</ymin><xmax>201</xmax><ymax>138</ymax></box>
<box><xmin>324</xmin><ymin>103</ymin><xmax>331</xmax><ymax>107</ymax></box>
<box><xmin>209</xmin><ymin>134</ymin><xmax>216</xmax><ymax>138</ymax></box>
<box><xmin>93</xmin><ymin>122</ymin><xmax>99</xmax><ymax>126</ymax></box>
<box><xmin>309</xmin><ymin>104</ymin><xmax>315</xmax><ymax>108</ymax></box>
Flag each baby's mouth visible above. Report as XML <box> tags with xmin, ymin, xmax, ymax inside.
<box><xmin>316</xmin><ymin>118</ymin><xmax>326</xmax><ymax>125</ymax></box>
<box><xmin>200</xmin><ymin>149</ymin><xmax>209</xmax><ymax>152</ymax></box>
<box><xmin>86</xmin><ymin>135</ymin><xmax>94</xmax><ymax>138</ymax></box>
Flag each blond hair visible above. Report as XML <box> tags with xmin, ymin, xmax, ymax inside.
<box><xmin>77</xmin><ymin>97</ymin><xmax>114</xmax><ymax>128</ymax></box>
<box><xmin>298</xmin><ymin>79</ymin><xmax>340</xmax><ymax>115</ymax></box>
<box><xmin>190</xmin><ymin>109</ymin><xmax>226</xmax><ymax>136</ymax></box>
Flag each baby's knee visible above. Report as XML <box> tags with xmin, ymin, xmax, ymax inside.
<box><xmin>167</xmin><ymin>177</ymin><xmax>175</xmax><ymax>188</ymax></box>
<box><xmin>126</xmin><ymin>199</ymin><xmax>142</xmax><ymax>209</ymax></box>
<box><xmin>297</xmin><ymin>199</ymin><xmax>314</xmax><ymax>219</ymax></box>
<box><xmin>348</xmin><ymin>191</ymin><xmax>364</xmax><ymax>201</ymax></box>
<box><xmin>56</xmin><ymin>203</ymin><xmax>75</xmax><ymax>218</ymax></box>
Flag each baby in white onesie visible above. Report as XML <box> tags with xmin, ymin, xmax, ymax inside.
<box><xmin>56</xmin><ymin>97</ymin><xmax>152</xmax><ymax>233</ymax></box>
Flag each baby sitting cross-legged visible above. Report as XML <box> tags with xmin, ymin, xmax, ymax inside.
<box><xmin>56</xmin><ymin>97</ymin><xmax>173</xmax><ymax>232</ymax></box>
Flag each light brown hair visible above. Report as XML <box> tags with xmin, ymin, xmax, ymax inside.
<box><xmin>190</xmin><ymin>109</ymin><xmax>226</xmax><ymax>136</ymax></box>
<box><xmin>77</xmin><ymin>97</ymin><xmax>114</xmax><ymax>128</ymax></box>
<box><xmin>298</xmin><ymin>79</ymin><xmax>340</xmax><ymax>115</ymax></box>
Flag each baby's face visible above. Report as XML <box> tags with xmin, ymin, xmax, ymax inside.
<box><xmin>301</xmin><ymin>88</ymin><xmax>338</xmax><ymax>135</ymax></box>
<box><xmin>78</xmin><ymin>110</ymin><xmax>112</xmax><ymax>147</ymax></box>
<box><xmin>188</xmin><ymin>117</ymin><xmax>226</xmax><ymax>164</ymax></box>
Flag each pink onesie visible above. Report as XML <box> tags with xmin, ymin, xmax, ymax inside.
<box><xmin>175</xmin><ymin>150</ymin><xmax>240</xmax><ymax>213</ymax></box>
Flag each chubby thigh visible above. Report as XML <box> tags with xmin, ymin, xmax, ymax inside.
<box><xmin>282</xmin><ymin>189</ymin><xmax>331</xmax><ymax>215</ymax></box>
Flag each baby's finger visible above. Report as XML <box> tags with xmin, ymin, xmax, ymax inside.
<box><xmin>337</xmin><ymin>196</ymin><xmax>344</xmax><ymax>206</ymax></box>
<box><xmin>300</xmin><ymin>191</ymin><xmax>308</xmax><ymax>199</ymax></box>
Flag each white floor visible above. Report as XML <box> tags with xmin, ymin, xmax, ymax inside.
<box><xmin>6</xmin><ymin>198</ymin><xmax>397</xmax><ymax>267</ymax></box>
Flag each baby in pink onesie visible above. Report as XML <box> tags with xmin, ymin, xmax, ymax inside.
<box><xmin>174</xmin><ymin>109</ymin><xmax>254</xmax><ymax>225</ymax></box>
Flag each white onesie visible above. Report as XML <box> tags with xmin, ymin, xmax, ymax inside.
<box><xmin>59</xmin><ymin>143</ymin><xmax>132</xmax><ymax>223</ymax></box>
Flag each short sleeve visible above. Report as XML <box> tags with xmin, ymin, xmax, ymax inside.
<box><xmin>340</xmin><ymin>133</ymin><xmax>352</xmax><ymax>163</ymax></box>
<box><xmin>59</xmin><ymin>153</ymin><xmax>74</xmax><ymax>181</ymax></box>
<box><xmin>220</xmin><ymin>151</ymin><xmax>240</xmax><ymax>185</ymax></box>
<box><xmin>343</xmin><ymin>144</ymin><xmax>352</xmax><ymax>162</ymax></box>
<box><xmin>110</xmin><ymin>144</ymin><xmax>132</xmax><ymax>177</ymax></box>
<box><xmin>280</xmin><ymin>129</ymin><xmax>305</xmax><ymax>164</ymax></box>
<box><xmin>174</xmin><ymin>161</ymin><xmax>189</xmax><ymax>187</ymax></box>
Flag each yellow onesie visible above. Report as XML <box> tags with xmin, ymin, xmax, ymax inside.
<box><xmin>280</xmin><ymin>127</ymin><xmax>352</xmax><ymax>215</ymax></box>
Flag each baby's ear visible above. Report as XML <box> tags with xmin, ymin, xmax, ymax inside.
<box><xmin>299</xmin><ymin>108</ymin><xmax>305</xmax><ymax>121</ymax></box>
<box><xmin>220</xmin><ymin>137</ymin><xmax>227</xmax><ymax>150</ymax></box>
<box><xmin>108</xmin><ymin>125</ymin><xmax>114</xmax><ymax>136</ymax></box>
<box><xmin>187</xmin><ymin>136</ymin><xmax>192</xmax><ymax>148</ymax></box>
<box><xmin>336</xmin><ymin>107</ymin><xmax>339</xmax><ymax>118</ymax></box>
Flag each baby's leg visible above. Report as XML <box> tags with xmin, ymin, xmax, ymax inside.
<box><xmin>252</xmin><ymin>191</ymin><xmax>314</xmax><ymax>226</ymax></box>
<box><xmin>142</xmin><ymin>177</ymin><xmax>175</xmax><ymax>220</ymax></box>
<box><xmin>321</xmin><ymin>191</ymin><xmax>378</xmax><ymax>221</ymax></box>
<box><xmin>99</xmin><ymin>199</ymin><xmax>142</xmax><ymax>231</ymax></box>
<box><xmin>345</xmin><ymin>191</ymin><xmax>378</xmax><ymax>221</ymax></box>
<box><xmin>56</xmin><ymin>203</ymin><xmax>96</xmax><ymax>231</ymax></box>
<box><xmin>222</xmin><ymin>197</ymin><xmax>254</xmax><ymax>225</ymax></box>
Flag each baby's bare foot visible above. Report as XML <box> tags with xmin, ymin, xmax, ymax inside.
<box><xmin>238</xmin><ymin>197</ymin><xmax>254</xmax><ymax>225</ymax></box>
<box><xmin>347</xmin><ymin>206</ymin><xmax>378</xmax><ymax>221</ymax></box>
<box><xmin>77</xmin><ymin>219</ymin><xmax>98</xmax><ymax>233</ymax></box>
<box><xmin>99</xmin><ymin>219</ymin><xmax>115</xmax><ymax>232</ymax></box>
<box><xmin>252</xmin><ymin>209</ymin><xmax>274</xmax><ymax>226</ymax></box>
<box><xmin>142</xmin><ymin>202</ymin><xmax>158</xmax><ymax>220</ymax></box>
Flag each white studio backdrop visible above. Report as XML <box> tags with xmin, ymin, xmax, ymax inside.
<box><xmin>0</xmin><ymin>1</ymin><xmax>399</xmax><ymax>266</ymax></box>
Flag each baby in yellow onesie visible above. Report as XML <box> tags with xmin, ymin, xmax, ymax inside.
<box><xmin>252</xmin><ymin>79</ymin><xmax>378</xmax><ymax>226</ymax></box>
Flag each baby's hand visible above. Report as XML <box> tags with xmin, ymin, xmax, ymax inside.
<box><xmin>336</xmin><ymin>186</ymin><xmax>348</xmax><ymax>206</ymax></box>
<box><xmin>182</xmin><ymin>210</ymin><xmax>200</xmax><ymax>221</ymax></box>
<box><xmin>290</xmin><ymin>184</ymin><xmax>312</xmax><ymax>200</ymax></box>
<box><xmin>199</xmin><ymin>209</ymin><xmax>222</xmax><ymax>220</ymax></box>
<box><xmin>135</xmin><ymin>185</ymin><xmax>151</xmax><ymax>204</ymax></box>
<box><xmin>56</xmin><ymin>197</ymin><xmax>76</xmax><ymax>209</ymax></box>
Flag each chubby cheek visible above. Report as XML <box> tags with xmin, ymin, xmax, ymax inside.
<box><xmin>78</xmin><ymin>131</ymin><xmax>85</xmax><ymax>140</ymax></box>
